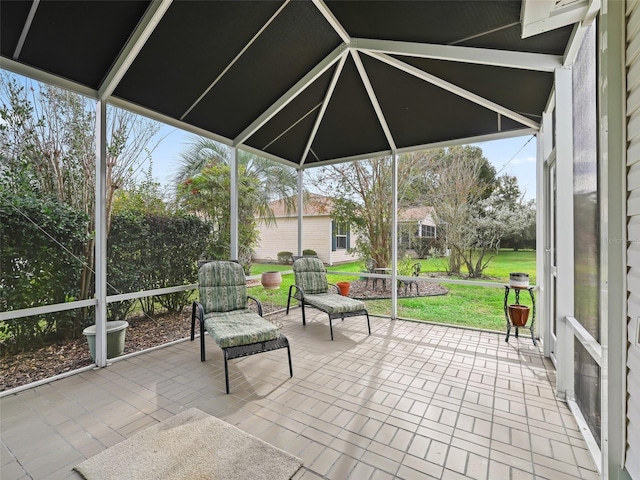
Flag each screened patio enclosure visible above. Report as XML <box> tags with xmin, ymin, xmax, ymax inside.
<box><xmin>0</xmin><ymin>1</ymin><xmax>630</xmax><ymax>479</ymax></box>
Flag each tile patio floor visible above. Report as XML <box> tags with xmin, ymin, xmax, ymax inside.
<box><xmin>1</xmin><ymin>308</ymin><xmax>599</xmax><ymax>480</ymax></box>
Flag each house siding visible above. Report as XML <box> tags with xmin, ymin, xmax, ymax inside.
<box><xmin>627</xmin><ymin>2</ymin><xmax>640</xmax><ymax>476</ymax></box>
<box><xmin>254</xmin><ymin>216</ymin><xmax>358</xmax><ymax>265</ymax></box>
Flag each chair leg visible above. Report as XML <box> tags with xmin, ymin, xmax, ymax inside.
<box><xmin>190</xmin><ymin>307</ymin><xmax>195</xmax><ymax>341</ymax></box>
<box><xmin>224</xmin><ymin>351</ymin><xmax>230</xmax><ymax>394</ymax></box>
<box><xmin>366</xmin><ymin>312</ymin><xmax>371</xmax><ymax>335</ymax></box>
<box><xmin>329</xmin><ymin>316</ymin><xmax>334</xmax><ymax>340</ymax></box>
<box><xmin>301</xmin><ymin>302</ymin><xmax>306</xmax><ymax>326</ymax></box>
<box><xmin>287</xmin><ymin>344</ymin><xmax>293</xmax><ymax>377</ymax></box>
<box><xmin>200</xmin><ymin>321</ymin><xmax>206</xmax><ymax>362</ymax></box>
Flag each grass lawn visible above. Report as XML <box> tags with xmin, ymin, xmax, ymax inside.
<box><xmin>250</xmin><ymin>249</ymin><xmax>536</xmax><ymax>332</ymax></box>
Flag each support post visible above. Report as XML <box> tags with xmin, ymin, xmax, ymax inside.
<box><xmin>230</xmin><ymin>147</ymin><xmax>238</xmax><ymax>261</ymax></box>
<box><xmin>94</xmin><ymin>100</ymin><xmax>108</xmax><ymax>367</ymax></box>
<box><xmin>600</xmin><ymin>0</ymin><xmax>627</xmax><ymax>476</ymax></box>
<box><xmin>391</xmin><ymin>152</ymin><xmax>398</xmax><ymax>319</ymax></box>
<box><xmin>298</xmin><ymin>169</ymin><xmax>304</xmax><ymax>257</ymax></box>
<box><xmin>554</xmin><ymin>66</ymin><xmax>575</xmax><ymax>400</ymax></box>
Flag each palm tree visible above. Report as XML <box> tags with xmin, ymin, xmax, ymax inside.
<box><xmin>173</xmin><ymin>137</ymin><xmax>300</xmax><ymax>270</ymax></box>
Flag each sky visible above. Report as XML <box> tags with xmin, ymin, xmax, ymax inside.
<box><xmin>150</xmin><ymin>124</ymin><xmax>538</xmax><ymax>201</ymax></box>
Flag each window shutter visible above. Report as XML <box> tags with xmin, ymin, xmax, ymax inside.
<box><xmin>331</xmin><ymin>220</ymin><xmax>337</xmax><ymax>251</ymax></box>
<box><xmin>346</xmin><ymin>226</ymin><xmax>351</xmax><ymax>249</ymax></box>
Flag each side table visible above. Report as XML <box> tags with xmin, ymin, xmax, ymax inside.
<box><xmin>503</xmin><ymin>285</ymin><xmax>536</xmax><ymax>345</ymax></box>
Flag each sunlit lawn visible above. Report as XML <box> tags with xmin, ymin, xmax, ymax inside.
<box><xmin>249</xmin><ymin>249</ymin><xmax>537</xmax><ymax>332</ymax></box>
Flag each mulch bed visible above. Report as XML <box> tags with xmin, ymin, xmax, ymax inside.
<box><xmin>1</xmin><ymin>279</ymin><xmax>447</xmax><ymax>392</ymax></box>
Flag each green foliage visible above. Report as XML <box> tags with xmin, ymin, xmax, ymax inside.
<box><xmin>0</xmin><ymin>192</ymin><xmax>91</xmax><ymax>351</ymax></box>
<box><xmin>277</xmin><ymin>251</ymin><xmax>293</xmax><ymax>264</ymax></box>
<box><xmin>108</xmin><ymin>212</ymin><xmax>212</xmax><ymax>317</ymax></box>
<box><xmin>176</xmin><ymin>163</ymin><xmax>260</xmax><ymax>274</ymax></box>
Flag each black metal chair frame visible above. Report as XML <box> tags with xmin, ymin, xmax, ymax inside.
<box><xmin>286</xmin><ymin>283</ymin><xmax>371</xmax><ymax>340</ymax></box>
<box><xmin>399</xmin><ymin>263</ymin><xmax>421</xmax><ymax>296</ymax></box>
<box><xmin>190</xmin><ymin>296</ymin><xmax>292</xmax><ymax>394</ymax></box>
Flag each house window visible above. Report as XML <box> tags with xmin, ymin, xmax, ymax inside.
<box><xmin>332</xmin><ymin>222</ymin><xmax>350</xmax><ymax>250</ymax></box>
<box><xmin>421</xmin><ymin>225</ymin><xmax>436</xmax><ymax>238</ymax></box>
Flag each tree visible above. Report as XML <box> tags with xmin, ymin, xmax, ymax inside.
<box><xmin>173</xmin><ymin>138</ymin><xmax>299</xmax><ymax>272</ymax></box>
<box><xmin>314</xmin><ymin>152</ymin><xmax>434</xmax><ymax>268</ymax></box>
<box><xmin>491</xmin><ymin>175</ymin><xmax>536</xmax><ymax>250</ymax></box>
<box><xmin>422</xmin><ymin>146</ymin><xmax>498</xmax><ymax>277</ymax></box>
<box><xmin>0</xmin><ymin>73</ymin><xmax>161</xmax><ymax>328</ymax></box>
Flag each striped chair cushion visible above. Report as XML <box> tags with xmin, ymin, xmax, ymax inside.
<box><xmin>293</xmin><ymin>257</ymin><xmax>328</xmax><ymax>294</ymax></box>
<box><xmin>203</xmin><ymin>310</ymin><xmax>279</xmax><ymax>349</ymax></box>
<box><xmin>303</xmin><ymin>293</ymin><xmax>366</xmax><ymax>315</ymax></box>
<box><xmin>199</xmin><ymin>261</ymin><xmax>247</xmax><ymax>313</ymax></box>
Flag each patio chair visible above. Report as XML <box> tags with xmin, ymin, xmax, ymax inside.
<box><xmin>363</xmin><ymin>258</ymin><xmax>378</xmax><ymax>288</ymax></box>
<box><xmin>191</xmin><ymin>260</ymin><xmax>292</xmax><ymax>393</ymax></box>
<box><xmin>286</xmin><ymin>257</ymin><xmax>371</xmax><ymax>340</ymax></box>
<box><xmin>399</xmin><ymin>262</ymin><xmax>421</xmax><ymax>296</ymax></box>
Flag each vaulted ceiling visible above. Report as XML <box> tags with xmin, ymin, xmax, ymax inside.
<box><xmin>0</xmin><ymin>0</ymin><xmax>590</xmax><ymax>169</ymax></box>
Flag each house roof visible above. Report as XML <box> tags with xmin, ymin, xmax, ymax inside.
<box><xmin>269</xmin><ymin>194</ymin><xmax>334</xmax><ymax>217</ymax></box>
<box><xmin>398</xmin><ymin>206</ymin><xmax>436</xmax><ymax>223</ymax></box>
<box><xmin>0</xmin><ymin>1</ymin><xmax>584</xmax><ymax>170</ymax></box>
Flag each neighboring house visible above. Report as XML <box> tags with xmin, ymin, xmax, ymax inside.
<box><xmin>253</xmin><ymin>194</ymin><xmax>358</xmax><ymax>265</ymax></box>
<box><xmin>397</xmin><ymin>206</ymin><xmax>438</xmax><ymax>248</ymax></box>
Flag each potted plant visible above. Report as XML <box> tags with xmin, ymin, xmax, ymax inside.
<box><xmin>336</xmin><ymin>281</ymin><xmax>350</xmax><ymax>296</ymax></box>
<box><xmin>261</xmin><ymin>271</ymin><xmax>282</xmax><ymax>290</ymax></box>
<box><xmin>508</xmin><ymin>304</ymin><xmax>530</xmax><ymax>327</ymax></box>
<box><xmin>82</xmin><ymin>321</ymin><xmax>129</xmax><ymax>361</ymax></box>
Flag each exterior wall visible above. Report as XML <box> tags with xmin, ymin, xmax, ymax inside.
<box><xmin>254</xmin><ymin>215</ymin><xmax>359</xmax><ymax>265</ymax></box>
<box><xmin>627</xmin><ymin>2</ymin><xmax>640</xmax><ymax>476</ymax></box>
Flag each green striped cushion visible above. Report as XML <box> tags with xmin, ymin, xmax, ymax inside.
<box><xmin>199</xmin><ymin>261</ymin><xmax>247</xmax><ymax>313</ymax></box>
<box><xmin>203</xmin><ymin>310</ymin><xmax>279</xmax><ymax>349</ymax></box>
<box><xmin>293</xmin><ymin>257</ymin><xmax>328</xmax><ymax>294</ymax></box>
<box><xmin>303</xmin><ymin>293</ymin><xmax>366</xmax><ymax>315</ymax></box>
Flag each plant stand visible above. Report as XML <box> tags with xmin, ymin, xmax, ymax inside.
<box><xmin>503</xmin><ymin>285</ymin><xmax>536</xmax><ymax>345</ymax></box>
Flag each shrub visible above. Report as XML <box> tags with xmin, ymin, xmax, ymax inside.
<box><xmin>0</xmin><ymin>193</ymin><xmax>90</xmax><ymax>351</ymax></box>
<box><xmin>277</xmin><ymin>251</ymin><xmax>293</xmax><ymax>264</ymax></box>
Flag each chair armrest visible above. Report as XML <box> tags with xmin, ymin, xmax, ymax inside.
<box><xmin>191</xmin><ymin>301</ymin><xmax>205</xmax><ymax>341</ymax></box>
<box><xmin>247</xmin><ymin>295</ymin><xmax>263</xmax><ymax>317</ymax></box>
<box><xmin>328</xmin><ymin>283</ymin><xmax>340</xmax><ymax>294</ymax></box>
<box><xmin>288</xmin><ymin>284</ymin><xmax>305</xmax><ymax>300</ymax></box>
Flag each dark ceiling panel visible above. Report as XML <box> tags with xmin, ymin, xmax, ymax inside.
<box><xmin>361</xmin><ymin>54</ymin><xmax>517</xmax><ymax>149</ymax></box>
<box><xmin>185</xmin><ymin>1</ymin><xmax>342</xmax><ymax>140</ymax></box>
<box><xmin>310</xmin><ymin>56</ymin><xmax>390</xmax><ymax>161</ymax></box>
<box><xmin>0</xmin><ymin>1</ymin><xmax>32</xmax><ymax>58</ymax></box>
<box><xmin>395</xmin><ymin>56</ymin><xmax>553</xmax><ymax>120</ymax></box>
<box><xmin>245</xmin><ymin>66</ymin><xmax>336</xmax><ymax>154</ymax></box>
<box><xmin>17</xmin><ymin>1</ymin><xmax>150</xmax><ymax>88</ymax></box>
<box><xmin>261</xmin><ymin>111</ymin><xmax>320</xmax><ymax>162</ymax></box>
<box><xmin>327</xmin><ymin>1</ymin><xmax>522</xmax><ymax>45</ymax></box>
<box><xmin>114</xmin><ymin>1</ymin><xmax>285</xmax><ymax>119</ymax></box>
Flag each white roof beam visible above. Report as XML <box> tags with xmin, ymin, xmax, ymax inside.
<box><xmin>311</xmin><ymin>0</ymin><xmax>351</xmax><ymax>43</ymax></box>
<box><xmin>299</xmin><ymin>54</ymin><xmax>347</xmax><ymax>167</ymax></box>
<box><xmin>0</xmin><ymin>57</ymin><xmax>98</xmax><ymax>99</ymax></box>
<box><xmin>13</xmin><ymin>0</ymin><xmax>40</xmax><ymax>60</ymax></box>
<box><xmin>363</xmin><ymin>50</ymin><xmax>539</xmax><ymax>130</ymax></box>
<box><xmin>98</xmin><ymin>0</ymin><xmax>172</xmax><ymax>99</ymax></box>
<box><xmin>353</xmin><ymin>38</ymin><xmax>562</xmax><ymax>72</ymax></box>
<box><xmin>305</xmin><ymin>127</ymin><xmax>537</xmax><ymax>170</ymax></box>
<box><xmin>351</xmin><ymin>50</ymin><xmax>397</xmax><ymax>151</ymax></box>
<box><xmin>234</xmin><ymin>45</ymin><xmax>348</xmax><ymax>146</ymax></box>
<box><xmin>181</xmin><ymin>0</ymin><xmax>290</xmax><ymax>120</ymax></box>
